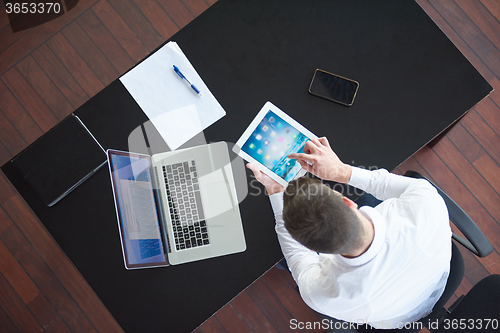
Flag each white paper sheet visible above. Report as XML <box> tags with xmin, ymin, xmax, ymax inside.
<box><xmin>119</xmin><ymin>41</ymin><xmax>225</xmax><ymax>150</ymax></box>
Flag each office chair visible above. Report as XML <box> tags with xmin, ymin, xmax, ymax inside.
<box><xmin>323</xmin><ymin>170</ymin><xmax>494</xmax><ymax>333</ymax></box>
<box><xmin>431</xmin><ymin>274</ymin><xmax>500</xmax><ymax>333</ymax></box>
<box><xmin>400</xmin><ymin>171</ymin><xmax>494</xmax><ymax>332</ymax></box>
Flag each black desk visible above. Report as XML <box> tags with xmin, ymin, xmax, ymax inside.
<box><xmin>2</xmin><ymin>0</ymin><xmax>492</xmax><ymax>332</ymax></box>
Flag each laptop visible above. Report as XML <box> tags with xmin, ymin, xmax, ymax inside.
<box><xmin>107</xmin><ymin>142</ymin><xmax>246</xmax><ymax>269</ymax></box>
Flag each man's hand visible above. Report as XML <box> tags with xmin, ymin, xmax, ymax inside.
<box><xmin>288</xmin><ymin>137</ymin><xmax>352</xmax><ymax>183</ymax></box>
<box><xmin>246</xmin><ymin>163</ymin><xmax>285</xmax><ymax>195</ymax></box>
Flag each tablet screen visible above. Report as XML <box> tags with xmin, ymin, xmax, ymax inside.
<box><xmin>241</xmin><ymin>110</ymin><xmax>309</xmax><ymax>182</ymax></box>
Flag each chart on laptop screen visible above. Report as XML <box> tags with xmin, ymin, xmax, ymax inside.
<box><xmin>241</xmin><ymin>111</ymin><xmax>309</xmax><ymax>182</ymax></box>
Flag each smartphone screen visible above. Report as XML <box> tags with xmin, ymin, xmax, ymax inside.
<box><xmin>308</xmin><ymin>69</ymin><xmax>359</xmax><ymax>106</ymax></box>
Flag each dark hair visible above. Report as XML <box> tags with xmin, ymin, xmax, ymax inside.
<box><xmin>283</xmin><ymin>177</ymin><xmax>363</xmax><ymax>254</ymax></box>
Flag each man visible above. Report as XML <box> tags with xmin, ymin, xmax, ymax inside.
<box><xmin>247</xmin><ymin>137</ymin><xmax>452</xmax><ymax>330</ymax></box>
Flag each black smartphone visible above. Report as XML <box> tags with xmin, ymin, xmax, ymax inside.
<box><xmin>308</xmin><ymin>69</ymin><xmax>359</xmax><ymax>106</ymax></box>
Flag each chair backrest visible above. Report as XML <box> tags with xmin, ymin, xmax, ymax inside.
<box><xmin>431</xmin><ymin>274</ymin><xmax>500</xmax><ymax>333</ymax></box>
<box><xmin>404</xmin><ymin>171</ymin><xmax>493</xmax><ymax>257</ymax></box>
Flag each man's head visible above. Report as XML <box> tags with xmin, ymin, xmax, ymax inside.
<box><xmin>283</xmin><ymin>177</ymin><xmax>364</xmax><ymax>254</ymax></box>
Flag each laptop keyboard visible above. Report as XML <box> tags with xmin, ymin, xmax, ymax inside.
<box><xmin>162</xmin><ymin>161</ymin><xmax>210</xmax><ymax>251</ymax></box>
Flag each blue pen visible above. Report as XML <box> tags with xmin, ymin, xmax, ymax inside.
<box><xmin>173</xmin><ymin>65</ymin><xmax>202</xmax><ymax>96</ymax></box>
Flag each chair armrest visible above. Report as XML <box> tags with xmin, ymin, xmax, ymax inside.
<box><xmin>404</xmin><ymin>170</ymin><xmax>493</xmax><ymax>258</ymax></box>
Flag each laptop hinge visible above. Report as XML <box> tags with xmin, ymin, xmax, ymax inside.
<box><xmin>153</xmin><ymin>165</ymin><xmax>172</xmax><ymax>254</ymax></box>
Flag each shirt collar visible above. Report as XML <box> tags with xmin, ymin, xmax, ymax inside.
<box><xmin>335</xmin><ymin>206</ymin><xmax>386</xmax><ymax>267</ymax></box>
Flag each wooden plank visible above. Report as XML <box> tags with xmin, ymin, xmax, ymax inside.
<box><xmin>481</xmin><ymin>0</ymin><xmax>500</xmax><ymax>22</ymax></box>
<box><xmin>413</xmin><ymin>146</ymin><xmax>500</xmax><ymax>250</ymax></box>
<box><xmin>92</xmin><ymin>0</ymin><xmax>150</xmax><ymax>62</ymax></box>
<box><xmin>0</xmin><ymin>79</ymin><xmax>45</xmax><ymax>148</ymax></box>
<box><xmin>0</xmin><ymin>111</ymin><xmax>27</xmax><ymax>156</ymax></box>
<box><xmin>182</xmin><ymin>0</ymin><xmax>210</xmax><ymax>17</ymax></box>
<box><xmin>46</xmin><ymin>32</ymin><xmax>105</xmax><ymax>97</ymax></box>
<box><xmin>156</xmin><ymin>0</ymin><xmax>195</xmax><ymax>29</ymax></box>
<box><xmin>76</xmin><ymin>10</ymin><xmax>135</xmax><ymax>75</ymax></box>
<box><xmin>1</xmin><ymin>67</ymin><xmax>58</xmax><ymax>132</ymax></box>
<box><xmin>455</xmin><ymin>0</ymin><xmax>500</xmax><ymax>56</ymax></box>
<box><xmin>0</xmin><ymin>1</ymin><xmax>73</xmax><ymax>54</ymax></box>
<box><xmin>0</xmin><ymin>143</ymin><xmax>11</xmax><ymax>169</ymax></box>
<box><xmin>432</xmin><ymin>137</ymin><xmax>500</xmax><ymax>223</ymax></box>
<box><xmin>0</xmin><ymin>207</ymin><xmax>13</xmax><ymax>237</ymax></box>
<box><xmin>446</xmin><ymin>122</ymin><xmax>485</xmax><ymax>164</ymax></box>
<box><xmin>27</xmin><ymin>294</ymin><xmax>71</xmax><ymax>333</ymax></box>
<box><xmin>31</xmin><ymin>44</ymin><xmax>89</xmax><ymax>109</ymax></box>
<box><xmin>0</xmin><ymin>303</ymin><xmax>19</xmax><ymax>333</ymax></box>
<box><xmin>107</xmin><ymin>0</ymin><xmax>165</xmax><ymax>51</ymax></box>
<box><xmin>1</xmin><ymin>224</ymin><xmax>97</xmax><ymax>333</ymax></box>
<box><xmin>0</xmin><ymin>172</ymin><xmax>17</xmax><ymax>207</ymax></box>
<box><xmin>130</xmin><ymin>0</ymin><xmax>180</xmax><ymax>40</ymax></box>
<box><xmin>475</xmin><ymin>97</ymin><xmax>500</xmax><ymax>138</ymax></box>
<box><xmin>1</xmin><ymin>196</ymin><xmax>123</xmax><ymax>333</ymax></box>
<box><xmin>262</xmin><ymin>267</ymin><xmax>324</xmax><ymax>332</ymax></box>
<box><xmin>229</xmin><ymin>291</ymin><xmax>278</xmax><ymax>333</ymax></box>
<box><xmin>62</xmin><ymin>20</ymin><xmax>119</xmax><ymax>86</ymax></box>
<box><xmin>215</xmin><ymin>301</ymin><xmax>253</xmax><ymax>333</ymax></box>
<box><xmin>245</xmin><ymin>277</ymin><xmax>297</xmax><ymax>333</ymax></box>
<box><xmin>0</xmin><ymin>3</ymin><xmax>11</xmax><ymax>30</ymax></box>
<box><xmin>415</xmin><ymin>0</ymin><xmax>496</xmax><ymax>82</ymax></box>
<box><xmin>473</xmin><ymin>153</ymin><xmax>500</xmax><ymax>196</ymax></box>
<box><xmin>0</xmin><ymin>0</ymin><xmax>100</xmax><ymax>76</ymax></box>
<box><xmin>427</xmin><ymin>0</ymin><xmax>500</xmax><ymax>79</ymax></box>
<box><xmin>460</xmin><ymin>109</ymin><xmax>500</xmax><ymax>166</ymax></box>
<box><xmin>197</xmin><ymin>315</ymin><xmax>226</xmax><ymax>333</ymax></box>
<box><xmin>0</xmin><ymin>239</ymin><xmax>39</xmax><ymax>304</ymax></box>
<box><xmin>0</xmin><ymin>271</ymin><xmax>42</xmax><ymax>332</ymax></box>
<box><xmin>396</xmin><ymin>156</ymin><xmax>434</xmax><ymax>181</ymax></box>
<box><xmin>0</xmin><ymin>16</ymin><xmax>32</xmax><ymax>54</ymax></box>
<box><xmin>489</xmin><ymin>77</ymin><xmax>500</xmax><ymax>107</ymax></box>
<box><xmin>16</xmin><ymin>55</ymin><xmax>73</xmax><ymax>121</ymax></box>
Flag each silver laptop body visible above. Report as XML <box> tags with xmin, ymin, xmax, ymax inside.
<box><xmin>107</xmin><ymin>142</ymin><xmax>246</xmax><ymax>269</ymax></box>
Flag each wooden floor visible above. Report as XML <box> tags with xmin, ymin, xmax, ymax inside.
<box><xmin>0</xmin><ymin>0</ymin><xmax>499</xmax><ymax>332</ymax></box>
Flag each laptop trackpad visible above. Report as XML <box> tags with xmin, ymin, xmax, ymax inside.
<box><xmin>200</xmin><ymin>169</ymin><xmax>235</xmax><ymax>220</ymax></box>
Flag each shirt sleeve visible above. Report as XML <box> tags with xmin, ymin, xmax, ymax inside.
<box><xmin>348</xmin><ymin>167</ymin><xmax>434</xmax><ymax>201</ymax></box>
<box><xmin>269</xmin><ymin>192</ymin><xmax>324</xmax><ymax>284</ymax></box>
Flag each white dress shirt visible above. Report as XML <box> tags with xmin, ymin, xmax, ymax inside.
<box><xmin>270</xmin><ymin>167</ymin><xmax>452</xmax><ymax>329</ymax></box>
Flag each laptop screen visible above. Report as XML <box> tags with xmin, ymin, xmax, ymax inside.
<box><xmin>108</xmin><ymin>150</ymin><xmax>168</xmax><ymax>269</ymax></box>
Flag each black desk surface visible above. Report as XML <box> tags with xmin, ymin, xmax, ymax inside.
<box><xmin>2</xmin><ymin>0</ymin><xmax>492</xmax><ymax>332</ymax></box>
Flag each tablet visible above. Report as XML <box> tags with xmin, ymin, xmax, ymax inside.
<box><xmin>12</xmin><ymin>114</ymin><xmax>107</xmax><ymax>206</ymax></box>
<box><xmin>234</xmin><ymin>101</ymin><xmax>317</xmax><ymax>187</ymax></box>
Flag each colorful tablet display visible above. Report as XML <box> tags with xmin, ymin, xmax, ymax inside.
<box><xmin>241</xmin><ymin>110</ymin><xmax>309</xmax><ymax>182</ymax></box>
<box><xmin>234</xmin><ymin>102</ymin><xmax>317</xmax><ymax>187</ymax></box>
